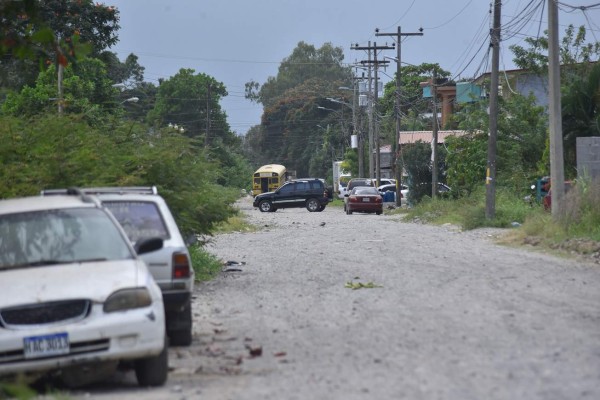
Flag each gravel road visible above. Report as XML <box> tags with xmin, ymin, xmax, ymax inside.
<box><xmin>66</xmin><ymin>196</ymin><xmax>599</xmax><ymax>400</ymax></box>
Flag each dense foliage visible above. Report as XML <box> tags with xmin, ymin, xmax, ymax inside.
<box><xmin>0</xmin><ymin>114</ymin><xmax>240</xmax><ymax>236</ymax></box>
<box><xmin>445</xmin><ymin>93</ymin><xmax>547</xmax><ymax>196</ymax></box>
<box><xmin>243</xmin><ymin>42</ymin><xmax>353</xmax><ymax>178</ymax></box>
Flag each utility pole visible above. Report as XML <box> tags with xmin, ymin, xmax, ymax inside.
<box><xmin>548</xmin><ymin>0</ymin><xmax>565</xmax><ymax>217</ymax></box>
<box><xmin>375</xmin><ymin>26</ymin><xmax>423</xmax><ymax>206</ymax></box>
<box><xmin>352</xmin><ymin>42</ymin><xmax>393</xmax><ymax>181</ymax></box>
<box><xmin>485</xmin><ymin>0</ymin><xmax>501</xmax><ymax>219</ymax></box>
<box><xmin>205</xmin><ymin>82</ymin><xmax>211</xmax><ymax>147</ymax></box>
<box><xmin>432</xmin><ymin>70</ymin><xmax>439</xmax><ymax>199</ymax></box>
<box><xmin>374</xmin><ymin>45</ymin><xmax>381</xmax><ymax>187</ymax></box>
<box><xmin>57</xmin><ymin>63</ymin><xmax>64</xmax><ymax>115</ymax></box>
<box><xmin>350</xmin><ymin>76</ymin><xmax>364</xmax><ymax>177</ymax></box>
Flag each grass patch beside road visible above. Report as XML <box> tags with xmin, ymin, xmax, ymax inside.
<box><xmin>190</xmin><ymin>211</ymin><xmax>258</xmax><ymax>282</ymax></box>
<box><xmin>395</xmin><ymin>185</ymin><xmax>600</xmax><ymax>261</ymax></box>
<box><xmin>189</xmin><ymin>244</ymin><xmax>223</xmax><ymax>282</ymax></box>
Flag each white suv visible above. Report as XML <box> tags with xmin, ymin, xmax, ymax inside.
<box><xmin>43</xmin><ymin>187</ymin><xmax>195</xmax><ymax>347</ymax></box>
<box><xmin>0</xmin><ymin>191</ymin><xmax>168</xmax><ymax>387</ymax></box>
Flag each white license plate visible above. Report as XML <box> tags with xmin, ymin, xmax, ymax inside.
<box><xmin>23</xmin><ymin>332</ymin><xmax>70</xmax><ymax>359</ymax></box>
<box><xmin>362</xmin><ymin>198</ymin><xmax>370</xmax><ymax>202</ymax></box>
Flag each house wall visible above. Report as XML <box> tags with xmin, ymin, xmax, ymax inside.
<box><xmin>577</xmin><ymin>137</ymin><xmax>600</xmax><ymax>183</ymax></box>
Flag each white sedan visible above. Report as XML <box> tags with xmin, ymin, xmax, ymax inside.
<box><xmin>0</xmin><ymin>193</ymin><xmax>168</xmax><ymax>387</ymax></box>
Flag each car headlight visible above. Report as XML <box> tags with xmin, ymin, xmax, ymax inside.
<box><xmin>104</xmin><ymin>288</ymin><xmax>152</xmax><ymax>313</ymax></box>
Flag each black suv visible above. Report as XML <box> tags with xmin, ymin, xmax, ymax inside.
<box><xmin>253</xmin><ymin>178</ymin><xmax>332</xmax><ymax>212</ymax></box>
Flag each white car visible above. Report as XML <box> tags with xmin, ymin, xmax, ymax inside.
<box><xmin>0</xmin><ymin>192</ymin><xmax>168</xmax><ymax>387</ymax></box>
<box><xmin>43</xmin><ymin>187</ymin><xmax>195</xmax><ymax>346</ymax></box>
<box><xmin>377</xmin><ymin>183</ymin><xmax>409</xmax><ymax>199</ymax></box>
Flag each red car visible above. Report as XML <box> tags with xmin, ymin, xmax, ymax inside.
<box><xmin>345</xmin><ymin>186</ymin><xmax>383</xmax><ymax>215</ymax></box>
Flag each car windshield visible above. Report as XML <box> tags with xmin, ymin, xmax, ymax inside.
<box><xmin>103</xmin><ymin>201</ymin><xmax>169</xmax><ymax>243</ymax></box>
<box><xmin>0</xmin><ymin>208</ymin><xmax>134</xmax><ymax>270</ymax></box>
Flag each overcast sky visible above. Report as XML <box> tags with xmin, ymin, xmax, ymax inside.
<box><xmin>106</xmin><ymin>0</ymin><xmax>600</xmax><ymax>135</ymax></box>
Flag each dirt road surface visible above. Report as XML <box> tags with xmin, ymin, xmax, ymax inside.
<box><xmin>65</xmin><ymin>196</ymin><xmax>599</xmax><ymax>400</ymax></box>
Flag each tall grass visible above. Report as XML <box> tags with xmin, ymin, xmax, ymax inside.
<box><xmin>188</xmin><ymin>244</ymin><xmax>223</xmax><ymax>282</ymax></box>
<box><xmin>403</xmin><ymin>186</ymin><xmax>537</xmax><ymax>229</ymax></box>
<box><xmin>401</xmin><ymin>179</ymin><xmax>600</xmax><ymax>244</ymax></box>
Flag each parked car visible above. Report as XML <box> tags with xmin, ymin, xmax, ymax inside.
<box><xmin>344</xmin><ymin>178</ymin><xmax>376</xmax><ymax>211</ymax></box>
<box><xmin>378</xmin><ymin>178</ymin><xmax>396</xmax><ymax>186</ymax></box>
<box><xmin>253</xmin><ymin>178</ymin><xmax>332</xmax><ymax>212</ymax></box>
<box><xmin>345</xmin><ymin>186</ymin><xmax>383</xmax><ymax>215</ymax></box>
<box><xmin>42</xmin><ymin>186</ymin><xmax>194</xmax><ymax>346</ymax></box>
<box><xmin>0</xmin><ymin>191</ymin><xmax>168</xmax><ymax>387</ymax></box>
<box><xmin>542</xmin><ymin>181</ymin><xmax>573</xmax><ymax>211</ymax></box>
<box><xmin>377</xmin><ymin>183</ymin><xmax>408</xmax><ymax>204</ymax></box>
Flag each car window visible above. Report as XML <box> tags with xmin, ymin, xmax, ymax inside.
<box><xmin>295</xmin><ymin>182</ymin><xmax>308</xmax><ymax>191</ymax></box>
<box><xmin>0</xmin><ymin>208</ymin><xmax>133</xmax><ymax>269</ymax></box>
<box><xmin>278</xmin><ymin>183</ymin><xmax>294</xmax><ymax>194</ymax></box>
<box><xmin>103</xmin><ymin>201</ymin><xmax>170</xmax><ymax>243</ymax></box>
<box><xmin>353</xmin><ymin>187</ymin><xmax>378</xmax><ymax>195</ymax></box>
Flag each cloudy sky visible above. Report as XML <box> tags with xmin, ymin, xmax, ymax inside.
<box><xmin>106</xmin><ymin>0</ymin><xmax>600</xmax><ymax>134</ymax></box>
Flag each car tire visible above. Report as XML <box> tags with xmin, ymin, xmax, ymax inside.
<box><xmin>259</xmin><ymin>200</ymin><xmax>273</xmax><ymax>212</ymax></box>
<box><xmin>168</xmin><ymin>303</ymin><xmax>192</xmax><ymax>346</ymax></box>
<box><xmin>135</xmin><ymin>338</ymin><xmax>168</xmax><ymax>387</ymax></box>
<box><xmin>306</xmin><ymin>198</ymin><xmax>320</xmax><ymax>212</ymax></box>
<box><xmin>376</xmin><ymin>211</ymin><xmax>382</xmax><ymax>215</ymax></box>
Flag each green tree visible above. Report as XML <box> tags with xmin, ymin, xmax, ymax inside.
<box><xmin>380</xmin><ymin>63</ymin><xmax>450</xmax><ymax>120</ymax></box>
<box><xmin>446</xmin><ymin>93</ymin><xmax>547</xmax><ymax>195</ymax></box>
<box><xmin>148</xmin><ymin>69</ymin><xmax>231</xmax><ymax>143</ymax></box>
<box><xmin>0</xmin><ymin>114</ymin><xmax>240</xmax><ymax>236</ymax></box>
<box><xmin>243</xmin><ymin>42</ymin><xmax>352</xmax><ymax>177</ymax></box>
<box><xmin>510</xmin><ymin>24</ymin><xmax>600</xmax><ymax>78</ymax></box>
<box><xmin>510</xmin><ymin>24</ymin><xmax>600</xmax><ymax>177</ymax></box>
<box><xmin>561</xmin><ymin>62</ymin><xmax>600</xmax><ymax>175</ymax></box>
<box><xmin>246</xmin><ymin>41</ymin><xmax>351</xmax><ymax>108</ymax></box>
<box><xmin>2</xmin><ymin>57</ymin><xmax>119</xmax><ymax>117</ymax></box>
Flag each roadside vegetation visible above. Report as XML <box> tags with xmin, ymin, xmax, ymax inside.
<box><xmin>398</xmin><ymin>179</ymin><xmax>600</xmax><ymax>260</ymax></box>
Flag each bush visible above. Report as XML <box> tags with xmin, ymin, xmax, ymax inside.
<box><xmin>188</xmin><ymin>244</ymin><xmax>223</xmax><ymax>282</ymax></box>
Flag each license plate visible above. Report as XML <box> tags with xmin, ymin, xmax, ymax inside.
<box><xmin>362</xmin><ymin>198</ymin><xmax>370</xmax><ymax>202</ymax></box>
<box><xmin>23</xmin><ymin>332</ymin><xmax>70</xmax><ymax>359</ymax></box>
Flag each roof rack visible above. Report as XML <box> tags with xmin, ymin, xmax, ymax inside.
<box><xmin>78</xmin><ymin>186</ymin><xmax>158</xmax><ymax>195</ymax></box>
<box><xmin>40</xmin><ymin>187</ymin><xmax>99</xmax><ymax>204</ymax></box>
<box><xmin>42</xmin><ymin>186</ymin><xmax>158</xmax><ymax>196</ymax></box>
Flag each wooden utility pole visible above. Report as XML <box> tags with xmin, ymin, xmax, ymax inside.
<box><xmin>548</xmin><ymin>0</ymin><xmax>565</xmax><ymax>217</ymax></box>
<box><xmin>205</xmin><ymin>82</ymin><xmax>211</xmax><ymax>147</ymax></box>
<box><xmin>375</xmin><ymin>27</ymin><xmax>423</xmax><ymax>205</ymax></box>
<box><xmin>57</xmin><ymin>64</ymin><xmax>64</xmax><ymax>115</ymax></box>
<box><xmin>374</xmin><ymin>44</ymin><xmax>381</xmax><ymax>187</ymax></box>
<box><xmin>352</xmin><ymin>42</ymin><xmax>393</xmax><ymax>181</ymax></box>
<box><xmin>432</xmin><ymin>70</ymin><xmax>439</xmax><ymax>199</ymax></box>
<box><xmin>485</xmin><ymin>0</ymin><xmax>501</xmax><ymax>219</ymax></box>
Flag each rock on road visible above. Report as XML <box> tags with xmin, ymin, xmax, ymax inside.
<box><xmin>71</xmin><ymin>196</ymin><xmax>599</xmax><ymax>400</ymax></box>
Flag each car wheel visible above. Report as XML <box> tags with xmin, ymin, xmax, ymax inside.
<box><xmin>376</xmin><ymin>211</ymin><xmax>382</xmax><ymax>215</ymax></box>
<box><xmin>306</xmin><ymin>198</ymin><xmax>320</xmax><ymax>212</ymax></box>
<box><xmin>168</xmin><ymin>303</ymin><xmax>192</xmax><ymax>346</ymax></box>
<box><xmin>259</xmin><ymin>200</ymin><xmax>273</xmax><ymax>212</ymax></box>
<box><xmin>135</xmin><ymin>338</ymin><xmax>168</xmax><ymax>387</ymax></box>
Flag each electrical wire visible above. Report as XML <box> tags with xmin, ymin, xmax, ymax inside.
<box><xmin>423</xmin><ymin>0</ymin><xmax>474</xmax><ymax>30</ymax></box>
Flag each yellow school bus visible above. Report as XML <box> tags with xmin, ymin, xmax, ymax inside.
<box><xmin>252</xmin><ymin>164</ymin><xmax>287</xmax><ymax>196</ymax></box>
